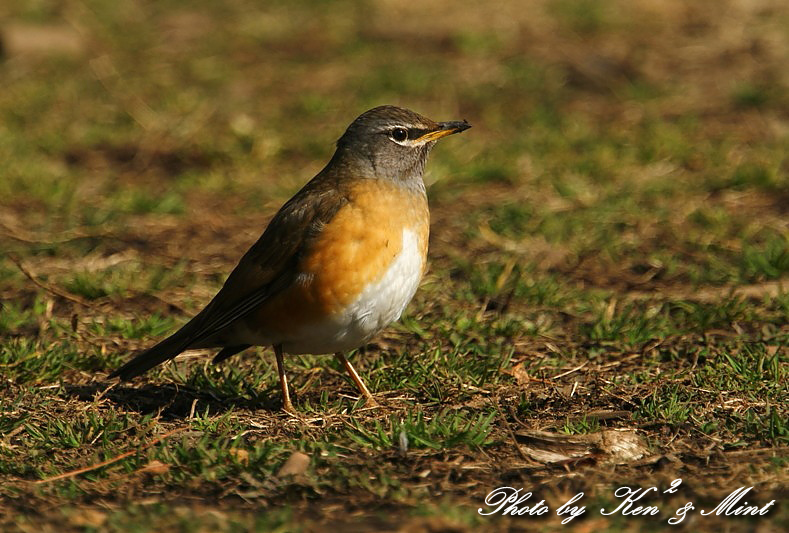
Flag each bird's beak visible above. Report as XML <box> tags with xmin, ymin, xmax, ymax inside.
<box><xmin>416</xmin><ymin>120</ymin><xmax>472</xmax><ymax>143</ymax></box>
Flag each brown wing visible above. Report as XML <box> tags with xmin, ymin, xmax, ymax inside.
<box><xmin>189</xmin><ymin>173</ymin><xmax>349</xmax><ymax>342</ymax></box>
<box><xmin>109</xmin><ymin>169</ymin><xmax>347</xmax><ymax>380</ymax></box>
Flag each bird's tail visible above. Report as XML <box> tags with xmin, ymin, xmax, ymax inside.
<box><xmin>108</xmin><ymin>329</ymin><xmax>194</xmax><ymax>381</ymax></box>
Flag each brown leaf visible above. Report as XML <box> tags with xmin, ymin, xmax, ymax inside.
<box><xmin>139</xmin><ymin>460</ymin><xmax>170</xmax><ymax>476</ymax></box>
<box><xmin>503</xmin><ymin>361</ymin><xmax>531</xmax><ymax>387</ymax></box>
<box><xmin>276</xmin><ymin>451</ymin><xmax>310</xmax><ymax>478</ymax></box>
<box><xmin>515</xmin><ymin>429</ymin><xmax>649</xmax><ymax>465</ymax></box>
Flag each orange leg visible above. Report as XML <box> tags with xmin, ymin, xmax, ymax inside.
<box><xmin>274</xmin><ymin>344</ymin><xmax>295</xmax><ymax>413</ymax></box>
<box><xmin>335</xmin><ymin>352</ymin><xmax>379</xmax><ymax>408</ymax></box>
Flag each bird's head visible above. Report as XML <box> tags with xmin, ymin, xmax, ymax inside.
<box><xmin>333</xmin><ymin>105</ymin><xmax>471</xmax><ymax>187</ymax></box>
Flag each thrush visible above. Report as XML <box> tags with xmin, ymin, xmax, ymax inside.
<box><xmin>109</xmin><ymin>105</ymin><xmax>471</xmax><ymax>412</ymax></box>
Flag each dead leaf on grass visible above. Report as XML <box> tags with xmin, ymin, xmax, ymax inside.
<box><xmin>515</xmin><ymin>429</ymin><xmax>649</xmax><ymax>465</ymax></box>
<box><xmin>276</xmin><ymin>451</ymin><xmax>310</xmax><ymax>478</ymax></box>
<box><xmin>502</xmin><ymin>361</ymin><xmax>532</xmax><ymax>387</ymax></box>
<box><xmin>139</xmin><ymin>460</ymin><xmax>170</xmax><ymax>476</ymax></box>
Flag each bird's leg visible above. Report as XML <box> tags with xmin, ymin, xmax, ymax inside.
<box><xmin>274</xmin><ymin>344</ymin><xmax>295</xmax><ymax>413</ymax></box>
<box><xmin>335</xmin><ymin>352</ymin><xmax>379</xmax><ymax>408</ymax></box>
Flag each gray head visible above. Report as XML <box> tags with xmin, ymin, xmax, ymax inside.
<box><xmin>331</xmin><ymin>106</ymin><xmax>470</xmax><ymax>187</ymax></box>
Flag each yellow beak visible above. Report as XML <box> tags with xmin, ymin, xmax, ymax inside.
<box><xmin>415</xmin><ymin>120</ymin><xmax>471</xmax><ymax>143</ymax></box>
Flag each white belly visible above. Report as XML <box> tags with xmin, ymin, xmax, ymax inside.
<box><xmin>281</xmin><ymin>227</ymin><xmax>424</xmax><ymax>355</ymax></box>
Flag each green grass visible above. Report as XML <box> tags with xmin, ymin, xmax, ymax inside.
<box><xmin>345</xmin><ymin>410</ymin><xmax>496</xmax><ymax>450</ymax></box>
<box><xmin>1</xmin><ymin>0</ymin><xmax>788</xmax><ymax>531</ymax></box>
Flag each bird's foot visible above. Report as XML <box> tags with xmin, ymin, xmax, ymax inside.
<box><xmin>362</xmin><ymin>396</ymin><xmax>381</xmax><ymax>409</ymax></box>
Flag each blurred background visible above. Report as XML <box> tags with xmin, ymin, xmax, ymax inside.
<box><xmin>0</xmin><ymin>1</ymin><xmax>787</xmax><ymax>529</ymax></box>
<box><xmin>1</xmin><ymin>0</ymin><xmax>787</xmax><ymax>289</ymax></box>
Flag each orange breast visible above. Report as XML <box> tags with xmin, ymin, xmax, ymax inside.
<box><xmin>252</xmin><ymin>179</ymin><xmax>429</xmax><ymax>337</ymax></box>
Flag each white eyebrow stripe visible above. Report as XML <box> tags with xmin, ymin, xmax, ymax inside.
<box><xmin>377</xmin><ymin>123</ymin><xmax>424</xmax><ymax>133</ymax></box>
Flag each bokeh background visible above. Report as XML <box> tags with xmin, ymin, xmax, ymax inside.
<box><xmin>1</xmin><ymin>0</ymin><xmax>787</xmax><ymax>531</ymax></box>
<box><xmin>2</xmin><ymin>1</ymin><xmax>787</xmax><ymax>285</ymax></box>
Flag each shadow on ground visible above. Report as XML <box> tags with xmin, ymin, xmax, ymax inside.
<box><xmin>62</xmin><ymin>382</ymin><xmax>279</xmax><ymax>418</ymax></box>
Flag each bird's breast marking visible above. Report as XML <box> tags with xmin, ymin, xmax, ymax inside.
<box><xmin>245</xmin><ymin>180</ymin><xmax>428</xmax><ymax>348</ymax></box>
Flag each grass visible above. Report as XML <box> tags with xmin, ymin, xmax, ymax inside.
<box><xmin>345</xmin><ymin>410</ymin><xmax>496</xmax><ymax>450</ymax></box>
<box><xmin>1</xmin><ymin>0</ymin><xmax>788</xmax><ymax>531</ymax></box>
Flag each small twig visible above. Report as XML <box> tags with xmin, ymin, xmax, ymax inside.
<box><xmin>526</xmin><ymin>375</ymin><xmax>555</xmax><ymax>385</ymax></box>
<box><xmin>724</xmin><ymin>446</ymin><xmax>788</xmax><ymax>456</ymax></box>
<box><xmin>598</xmin><ymin>353</ymin><xmax>642</xmax><ymax>370</ymax></box>
<box><xmin>496</xmin><ymin>402</ymin><xmax>536</xmax><ymax>465</ymax></box>
<box><xmin>34</xmin><ymin>427</ymin><xmax>185</xmax><ymax>484</ymax></box>
<box><xmin>8</xmin><ymin>254</ymin><xmax>96</xmax><ymax>309</ymax></box>
<box><xmin>508</xmin><ymin>404</ymin><xmax>530</xmax><ymax>429</ymax></box>
<box><xmin>93</xmin><ymin>381</ymin><xmax>117</xmax><ymax>403</ymax></box>
<box><xmin>568</xmin><ymin>410</ymin><xmax>631</xmax><ymax>422</ymax></box>
<box><xmin>550</xmin><ymin>361</ymin><xmax>588</xmax><ymax>380</ymax></box>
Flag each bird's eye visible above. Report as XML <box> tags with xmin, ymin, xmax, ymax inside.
<box><xmin>390</xmin><ymin>128</ymin><xmax>408</xmax><ymax>142</ymax></box>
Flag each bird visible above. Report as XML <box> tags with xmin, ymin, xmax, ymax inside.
<box><xmin>109</xmin><ymin>105</ymin><xmax>471</xmax><ymax>412</ymax></box>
